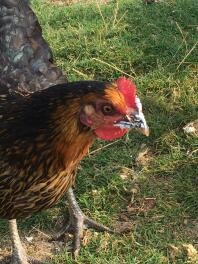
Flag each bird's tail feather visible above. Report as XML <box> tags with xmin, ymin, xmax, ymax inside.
<box><xmin>0</xmin><ymin>0</ymin><xmax>66</xmax><ymax>93</ymax></box>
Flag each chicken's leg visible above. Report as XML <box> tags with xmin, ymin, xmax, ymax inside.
<box><xmin>55</xmin><ymin>188</ymin><xmax>115</xmax><ymax>258</ymax></box>
<box><xmin>9</xmin><ymin>219</ymin><xmax>29</xmax><ymax>264</ymax></box>
<box><xmin>9</xmin><ymin>219</ymin><xmax>41</xmax><ymax>264</ymax></box>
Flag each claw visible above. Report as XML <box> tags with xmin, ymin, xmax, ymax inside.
<box><xmin>84</xmin><ymin>217</ymin><xmax>114</xmax><ymax>233</ymax></box>
<box><xmin>53</xmin><ymin>188</ymin><xmax>116</xmax><ymax>258</ymax></box>
<box><xmin>53</xmin><ymin>214</ymin><xmax>115</xmax><ymax>258</ymax></box>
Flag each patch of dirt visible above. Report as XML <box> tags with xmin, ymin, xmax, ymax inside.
<box><xmin>135</xmin><ymin>144</ymin><xmax>154</xmax><ymax>167</ymax></box>
<box><xmin>0</xmin><ymin>228</ymin><xmax>68</xmax><ymax>263</ymax></box>
<box><xmin>127</xmin><ymin>197</ymin><xmax>156</xmax><ymax>215</ymax></box>
<box><xmin>113</xmin><ymin>220</ymin><xmax>134</xmax><ymax>234</ymax></box>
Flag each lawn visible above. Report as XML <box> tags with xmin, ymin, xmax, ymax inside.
<box><xmin>0</xmin><ymin>0</ymin><xmax>198</xmax><ymax>263</ymax></box>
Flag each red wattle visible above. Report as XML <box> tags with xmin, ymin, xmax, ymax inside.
<box><xmin>94</xmin><ymin>127</ymin><xmax>128</xmax><ymax>141</ymax></box>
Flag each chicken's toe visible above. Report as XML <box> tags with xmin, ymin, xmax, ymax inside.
<box><xmin>52</xmin><ymin>188</ymin><xmax>116</xmax><ymax>258</ymax></box>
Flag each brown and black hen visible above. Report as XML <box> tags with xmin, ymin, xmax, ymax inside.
<box><xmin>0</xmin><ymin>78</ymin><xmax>149</xmax><ymax>263</ymax></box>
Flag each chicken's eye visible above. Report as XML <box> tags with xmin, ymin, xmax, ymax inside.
<box><xmin>102</xmin><ymin>104</ymin><xmax>114</xmax><ymax>115</ymax></box>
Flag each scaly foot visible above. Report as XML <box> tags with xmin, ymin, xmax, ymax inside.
<box><xmin>9</xmin><ymin>219</ymin><xmax>41</xmax><ymax>264</ymax></box>
<box><xmin>54</xmin><ymin>188</ymin><xmax>115</xmax><ymax>258</ymax></box>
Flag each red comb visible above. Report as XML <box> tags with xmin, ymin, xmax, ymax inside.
<box><xmin>116</xmin><ymin>77</ymin><xmax>136</xmax><ymax>108</ymax></box>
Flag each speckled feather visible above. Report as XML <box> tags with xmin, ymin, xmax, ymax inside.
<box><xmin>0</xmin><ymin>82</ymin><xmax>110</xmax><ymax>219</ymax></box>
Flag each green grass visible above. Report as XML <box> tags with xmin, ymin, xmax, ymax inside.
<box><xmin>0</xmin><ymin>0</ymin><xmax>198</xmax><ymax>263</ymax></box>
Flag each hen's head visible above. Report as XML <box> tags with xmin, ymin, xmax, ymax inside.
<box><xmin>80</xmin><ymin>77</ymin><xmax>149</xmax><ymax>140</ymax></box>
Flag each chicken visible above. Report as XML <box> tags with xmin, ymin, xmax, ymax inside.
<box><xmin>0</xmin><ymin>1</ymin><xmax>149</xmax><ymax>263</ymax></box>
<box><xmin>0</xmin><ymin>77</ymin><xmax>149</xmax><ymax>263</ymax></box>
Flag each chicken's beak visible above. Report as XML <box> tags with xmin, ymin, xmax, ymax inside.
<box><xmin>140</xmin><ymin>126</ymin><xmax>150</xmax><ymax>137</ymax></box>
<box><xmin>114</xmin><ymin>112</ymin><xmax>149</xmax><ymax>136</ymax></box>
<box><xmin>114</xmin><ymin>96</ymin><xmax>149</xmax><ymax>136</ymax></box>
<box><xmin>132</xmin><ymin>111</ymin><xmax>149</xmax><ymax>137</ymax></box>
<box><xmin>114</xmin><ymin>108</ymin><xmax>149</xmax><ymax>137</ymax></box>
